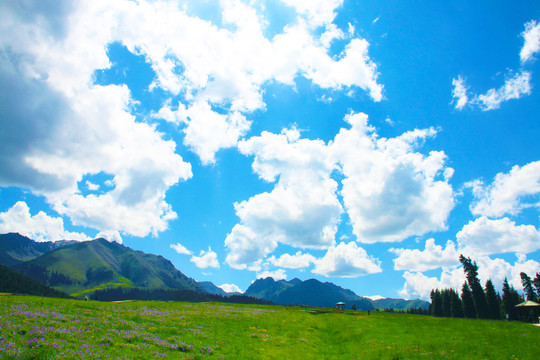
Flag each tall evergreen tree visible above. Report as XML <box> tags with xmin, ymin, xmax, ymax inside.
<box><xmin>441</xmin><ymin>289</ymin><xmax>452</xmax><ymax>317</ymax></box>
<box><xmin>430</xmin><ymin>289</ymin><xmax>443</xmax><ymax>317</ymax></box>
<box><xmin>533</xmin><ymin>273</ymin><xmax>540</xmax><ymax>298</ymax></box>
<box><xmin>502</xmin><ymin>277</ymin><xmax>523</xmax><ymax>320</ymax></box>
<box><xmin>449</xmin><ymin>288</ymin><xmax>463</xmax><ymax>318</ymax></box>
<box><xmin>520</xmin><ymin>272</ymin><xmax>538</xmax><ymax>302</ymax></box>
<box><xmin>460</xmin><ymin>255</ymin><xmax>489</xmax><ymax>318</ymax></box>
<box><xmin>461</xmin><ymin>282</ymin><xmax>476</xmax><ymax>319</ymax></box>
<box><xmin>484</xmin><ymin>279</ymin><xmax>501</xmax><ymax>320</ymax></box>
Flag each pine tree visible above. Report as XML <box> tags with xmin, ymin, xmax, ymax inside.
<box><xmin>430</xmin><ymin>289</ymin><xmax>443</xmax><ymax>317</ymax></box>
<box><xmin>450</xmin><ymin>288</ymin><xmax>464</xmax><ymax>318</ymax></box>
<box><xmin>460</xmin><ymin>255</ymin><xmax>489</xmax><ymax>318</ymax></box>
<box><xmin>484</xmin><ymin>279</ymin><xmax>501</xmax><ymax>320</ymax></box>
<box><xmin>441</xmin><ymin>289</ymin><xmax>452</xmax><ymax>317</ymax></box>
<box><xmin>502</xmin><ymin>277</ymin><xmax>523</xmax><ymax>320</ymax></box>
<box><xmin>461</xmin><ymin>282</ymin><xmax>476</xmax><ymax>319</ymax></box>
<box><xmin>520</xmin><ymin>272</ymin><xmax>538</xmax><ymax>302</ymax></box>
<box><xmin>533</xmin><ymin>273</ymin><xmax>540</xmax><ymax>297</ymax></box>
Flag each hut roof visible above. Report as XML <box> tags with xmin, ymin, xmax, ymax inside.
<box><xmin>515</xmin><ymin>300</ymin><xmax>540</xmax><ymax>307</ymax></box>
<box><xmin>336</xmin><ymin>302</ymin><xmax>345</xmax><ymax>305</ymax></box>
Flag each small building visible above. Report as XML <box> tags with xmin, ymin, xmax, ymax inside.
<box><xmin>515</xmin><ymin>300</ymin><xmax>540</xmax><ymax>323</ymax></box>
<box><xmin>336</xmin><ymin>302</ymin><xmax>345</xmax><ymax>310</ymax></box>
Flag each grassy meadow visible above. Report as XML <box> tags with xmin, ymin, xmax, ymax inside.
<box><xmin>0</xmin><ymin>295</ymin><xmax>539</xmax><ymax>359</ymax></box>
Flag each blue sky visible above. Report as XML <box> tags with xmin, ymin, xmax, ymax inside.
<box><xmin>1</xmin><ymin>0</ymin><xmax>539</xmax><ymax>299</ymax></box>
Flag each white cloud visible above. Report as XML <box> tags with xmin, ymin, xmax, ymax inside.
<box><xmin>96</xmin><ymin>230</ymin><xmax>123</xmax><ymax>244</ymax></box>
<box><xmin>468</xmin><ymin>161</ymin><xmax>540</xmax><ymax>217</ymax></box>
<box><xmin>451</xmin><ymin>75</ymin><xmax>469</xmax><ymax>110</ymax></box>
<box><xmin>331</xmin><ymin>112</ymin><xmax>454</xmax><ymax>243</ymax></box>
<box><xmin>256</xmin><ymin>268</ymin><xmax>287</xmax><ymax>280</ymax></box>
<box><xmin>474</xmin><ymin>71</ymin><xmax>532</xmax><ymax>111</ymax></box>
<box><xmin>0</xmin><ymin>201</ymin><xmax>91</xmax><ymax>242</ymax></box>
<box><xmin>1</xmin><ymin>0</ymin><xmax>384</xmax><ymax>239</ymax></box>
<box><xmin>366</xmin><ymin>295</ymin><xmax>384</xmax><ymax>301</ymax></box>
<box><xmin>190</xmin><ymin>247</ymin><xmax>220</xmax><ymax>269</ymax></box>
<box><xmin>227</xmin><ymin>112</ymin><xmax>456</xmax><ymax>269</ymax></box>
<box><xmin>225</xmin><ymin>129</ymin><xmax>342</xmax><ymax>269</ymax></box>
<box><xmin>319</xmin><ymin>23</ymin><xmax>345</xmax><ymax>48</ymax></box>
<box><xmin>170</xmin><ymin>242</ymin><xmax>193</xmax><ymax>255</ymax></box>
<box><xmin>143</xmin><ymin>0</ymin><xmax>381</xmax><ymax>161</ymax></box>
<box><xmin>0</xmin><ymin>2</ymin><xmax>193</xmax><ymax>238</ymax></box>
<box><xmin>521</xmin><ymin>20</ymin><xmax>540</xmax><ymax>63</ymax></box>
<box><xmin>391</xmin><ymin>238</ymin><xmax>459</xmax><ymax>272</ymax></box>
<box><xmin>177</xmin><ymin>101</ymin><xmax>251</xmax><ymax>165</ymax></box>
<box><xmin>399</xmin><ymin>268</ymin><xmax>465</xmax><ymax>300</ymax></box>
<box><xmin>281</xmin><ymin>0</ymin><xmax>344</xmax><ymax>27</ymax></box>
<box><xmin>454</xmin><ymin>19</ymin><xmax>536</xmax><ymax>112</ymax></box>
<box><xmin>218</xmin><ymin>283</ymin><xmax>243</xmax><ymax>294</ymax></box>
<box><xmin>456</xmin><ymin>216</ymin><xmax>540</xmax><ymax>256</ymax></box>
<box><xmin>312</xmin><ymin>242</ymin><xmax>382</xmax><ymax>278</ymax></box>
<box><xmin>86</xmin><ymin>181</ymin><xmax>100</xmax><ymax>191</ymax></box>
<box><xmin>267</xmin><ymin>251</ymin><xmax>317</xmax><ymax>269</ymax></box>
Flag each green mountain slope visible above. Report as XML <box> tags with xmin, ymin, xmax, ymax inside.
<box><xmin>13</xmin><ymin>238</ymin><xmax>202</xmax><ymax>296</ymax></box>
<box><xmin>0</xmin><ymin>264</ymin><xmax>71</xmax><ymax>298</ymax></box>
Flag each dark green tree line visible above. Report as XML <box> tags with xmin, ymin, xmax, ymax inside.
<box><xmin>429</xmin><ymin>255</ymin><xmax>534</xmax><ymax>321</ymax></box>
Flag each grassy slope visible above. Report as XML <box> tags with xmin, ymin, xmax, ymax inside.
<box><xmin>1</xmin><ymin>295</ymin><xmax>539</xmax><ymax>359</ymax></box>
<box><xmin>14</xmin><ymin>239</ymin><xmax>201</xmax><ymax>296</ymax></box>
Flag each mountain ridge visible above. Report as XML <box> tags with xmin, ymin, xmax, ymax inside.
<box><xmin>7</xmin><ymin>236</ymin><xmax>202</xmax><ymax>296</ymax></box>
<box><xmin>0</xmin><ymin>233</ymin><xmax>428</xmax><ymax>309</ymax></box>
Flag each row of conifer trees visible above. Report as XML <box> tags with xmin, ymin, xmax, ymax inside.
<box><xmin>429</xmin><ymin>255</ymin><xmax>540</xmax><ymax>320</ymax></box>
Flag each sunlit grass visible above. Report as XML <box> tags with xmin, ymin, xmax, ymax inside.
<box><xmin>0</xmin><ymin>295</ymin><xmax>539</xmax><ymax>359</ymax></box>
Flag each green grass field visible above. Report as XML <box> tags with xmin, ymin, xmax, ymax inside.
<box><xmin>1</xmin><ymin>295</ymin><xmax>539</xmax><ymax>359</ymax></box>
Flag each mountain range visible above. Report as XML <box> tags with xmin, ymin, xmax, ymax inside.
<box><xmin>0</xmin><ymin>233</ymin><xmax>428</xmax><ymax>310</ymax></box>
<box><xmin>244</xmin><ymin>277</ymin><xmax>376</xmax><ymax>310</ymax></box>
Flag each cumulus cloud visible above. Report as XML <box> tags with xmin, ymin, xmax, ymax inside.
<box><xmin>331</xmin><ymin>112</ymin><xmax>454</xmax><ymax>243</ymax></box>
<box><xmin>456</xmin><ymin>216</ymin><xmax>540</xmax><ymax>256</ymax></box>
<box><xmin>468</xmin><ymin>161</ymin><xmax>540</xmax><ymax>217</ymax></box>
<box><xmin>96</xmin><ymin>230</ymin><xmax>123</xmax><ymax>244</ymax></box>
<box><xmin>281</xmin><ymin>0</ymin><xmax>344</xmax><ymax>27</ymax></box>
<box><xmin>256</xmin><ymin>268</ymin><xmax>287</xmax><ymax>281</ymax></box>
<box><xmin>451</xmin><ymin>75</ymin><xmax>469</xmax><ymax>110</ymax></box>
<box><xmin>391</xmin><ymin>238</ymin><xmax>459</xmax><ymax>272</ymax></box>
<box><xmin>399</xmin><ymin>268</ymin><xmax>465</xmax><ymax>300</ymax></box>
<box><xmin>225</xmin><ymin>129</ymin><xmax>342</xmax><ymax>269</ymax></box>
<box><xmin>453</xmin><ymin>71</ymin><xmax>532</xmax><ymax>111</ymax></box>
<box><xmin>0</xmin><ymin>2</ymin><xmax>193</xmax><ymax>238</ymax></box>
<box><xmin>1</xmin><ymin>0</ymin><xmax>383</xmax><ymax>239</ymax></box>
<box><xmin>312</xmin><ymin>242</ymin><xmax>382</xmax><ymax>277</ymax></box>
<box><xmin>170</xmin><ymin>242</ymin><xmax>193</xmax><ymax>255</ymax></box>
<box><xmin>0</xmin><ymin>201</ymin><xmax>90</xmax><ymax>242</ymax></box>
<box><xmin>218</xmin><ymin>283</ymin><xmax>243</xmax><ymax>294</ymax></box>
<box><xmin>146</xmin><ymin>0</ymin><xmax>381</xmax><ymax>161</ymax></box>
<box><xmin>190</xmin><ymin>247</ymin><xmax>220</xmax><ymax>269</ymax></box>
<box><xmin>521</xmin><ymin>20</ymin><xmax>540</xmax><ymax>63</ymax></box>
<box><xmin>267</xmin><ymin>251</ymin><xmax>317</xmax><ymax>269</ymax></box>
<box><xmin>226</xmin><ymin>112</ymin><xmax>456</xmax><ymax>270</ymax></box>
<box><xmin>162</xmin><ymin>101</ymin><xmax>251</xmax><ymax>164</ymax></box>
<box><xmin>474</xmin><ymin>71</ymin><xmax>532</xmax><ymax>111</ymax></box>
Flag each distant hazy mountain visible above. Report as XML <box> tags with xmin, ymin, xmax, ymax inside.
<box><xmin>244</xmin><ymin>277</ymin><xmax>375</xmax><ymax>310</ymax></box>
<box><xmin>197</xmin><ymin>281</ymin><xmax>228</xmax><ymax>296</ymax></box>
<box><xmin>0</xmin><ymin>233</ymin><xmax>75</xmax><ymax>266</ymax></box>
<box><xmin>372</xmin><ymin>297</ymin><xmax>429</xmax><ymax>310</ymax></box>
<box><xmin>12</xmin><ymin>237</ymin><xmax>202</xmax><ymax>296</ymax></box>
